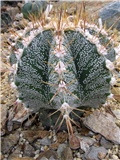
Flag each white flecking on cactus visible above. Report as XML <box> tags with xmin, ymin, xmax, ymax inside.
<box><xmin>8</xmin><ymin>2</ymin><xmax>119</xmax><ymax>135</ymax></box>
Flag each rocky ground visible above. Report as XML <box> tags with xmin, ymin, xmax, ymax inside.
<box><xmin>1</xmin><ymin>1</ymin><xmax>120</xmax><ymax>160</ymax></box>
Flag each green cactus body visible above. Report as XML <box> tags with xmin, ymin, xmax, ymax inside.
<box><xmin>22</xmin><ymin>1</ymin><xmax>47</xmax><ymax>19</ymax></box>
<box><xmin>87</xmin><ymin>28</ymin><xmax>116</xmax><ymax>62</ymax></box>
<box><xmin>64</xmin><ymin>30</ymin><xmax>112</xmax><ymax>107</ymax></box>
<box><xmin>9</xmin><ymin>13</ymin><xmax>118</xmax><ymax>133</ymax></box>
<box><xmin>15</xmin><ymin>30</ymin><xmax>53</xmax><ymax>111</ymax></box>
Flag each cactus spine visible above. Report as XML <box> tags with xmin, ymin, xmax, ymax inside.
<box><xmin>8</xmin><ymin>3</ymin><xmax>119</xmax><ymax>136</ymax></box>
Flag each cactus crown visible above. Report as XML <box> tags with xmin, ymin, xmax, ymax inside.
<box><xmin>8</xmin><ymin>2</ymin><xmax>119</xmax><ymax>135</ymax></box>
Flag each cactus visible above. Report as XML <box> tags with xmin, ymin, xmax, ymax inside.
<box><xmin>22</xmin><ymin>1</ymin><xmax>47</xmax><ymax>19</ymax></box>
<box><xmin>8</xmin><ymin>3</ymin><xmax>119</xmax><ymax>136</ymax></box>
<box><xmin>1</xmin><ymin>12</ymin><xmax>12</xmax><ymax>28</ymax></box>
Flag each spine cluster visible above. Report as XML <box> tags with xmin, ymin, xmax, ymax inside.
<box><xmin>7</xmin><ymin>11</ymin><xmax>120</xmax><ymax>135</ymax></box>
<box><xmin>51</xmin><ymin>34</ymin><xmax>74</xmax><ymax>133</ymax></box>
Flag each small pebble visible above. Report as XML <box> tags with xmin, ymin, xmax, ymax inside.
<box><xmin>19</xmin><ymin>154</ymin><xmax>22</xmax><ymax>158</ymax></box>
<box><xmin>34</xmin><ymin>154</ymin><xmax>40</xmax><ymax>159</ymax></box>
<box><xmin>19</xmin><ymin>137</ymin><xmax>23</xmax><ymax>142</ymax></box>
<box><xmin>44</xmin><ymin>145</ymin><xmax>48</xmax><ymax>151</ymax></box>
<box><xmin>49</xmin><ymin>156</ymin><xmax>56</xmax><ymax>160</ymax></box>
<box><xmin>25</xmin><ymin>141</ymin><xmax>29</xmax><ymax>144</ymax></box>
<box><xmin>111</xmin><ymin>155</ymin><xmax>119</xmax><ymax>160</ymax></box>
<box><xmin>19</xmin><ymin>133</ymin><xmax>23</xmax><ymax>137</ymax></box>
<box><xmin>40</xmin><ymin>136</ymin><xmax>51</xmax><ymax>145</ymax></box>
<box><xmin>19</xmin><ymin>141</ymin><xmax>24</xmax><ymax>145</ymax></box>
<box><xmin>73</xmin><ymin>158</ymin><xmax>82</xmax><ymax>160</ymax></box>
<box><xmin>88</xmin><ymin>131</ymin><xmax>95</xmax><ymax>137</ymax></box>
<box><xmin>40</xmin><ymin>157</ymin><xmax>48</xmax><ymax>160</ymax></box>
<box><xmin>53</xmin><ymin>131</ymin><xmax>57</xmax><ymax>142</ymax></box>
<box><xmin>108</xmin><ymin>149</ymin><xmax>111</xmax><ymax>154</ymax></box>
<box><xmin>49</xmin><ymin>130</ymin><xmax>53</xmax><ymax>139</ymax></box>
<box><xmin>34</xmin><ymin>150</ymin><xmax>40</xmax><ymax>155</ymax></box>
<box><xmin>76</xmin><ymin>152</ymin><xmax>81</xmax><ymax>158</ymax></box>
<box><xmin>23</xmin><ymin>138</ymin><xmax>26</xmax><ymax>142</ymax></box>
<box><xmin>48</xmin><ymin>135</ymin><xmax>52</xmax><ymax>139</ymax></box>
<box><xmin>98</xmin><ymin>152</ymin><xmax>107</xmax><ymax>159</ymax></box>
<box><xmin>4</xmin><ymin>155</ymin><xmax>8</xmax><ymax>158</ymax></box>
<box><xmin>41</xmin><ymin>146</ymin><xmax>45</xmax><ymax>151</ymax></box>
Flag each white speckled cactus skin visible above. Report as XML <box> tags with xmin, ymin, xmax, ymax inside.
<box><xmin>8</xmin><ymin>4</ymin><xmax>119</xmax><ymax>135</ymax></box>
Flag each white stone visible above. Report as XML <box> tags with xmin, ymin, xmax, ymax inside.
<box><xmin>19</xmin><ymin>154</ymin><xmax>22</xmax><ymax>158</ymax></box>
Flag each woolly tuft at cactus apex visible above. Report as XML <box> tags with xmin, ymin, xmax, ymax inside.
<box><xmin>1</xmin><ymin>1</ymin><xmax>120</xmax><ymax>145</ymax></box>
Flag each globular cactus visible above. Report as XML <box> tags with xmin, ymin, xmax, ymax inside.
<box><xmin>8</xmin><ymin>3</ymin><xmax>119</xmax><ymax>136</ymax></box>
<box><xmin>22</xmin><ymin>1</ymin><xmax>47</xmax><ymax>19</ymax></box>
